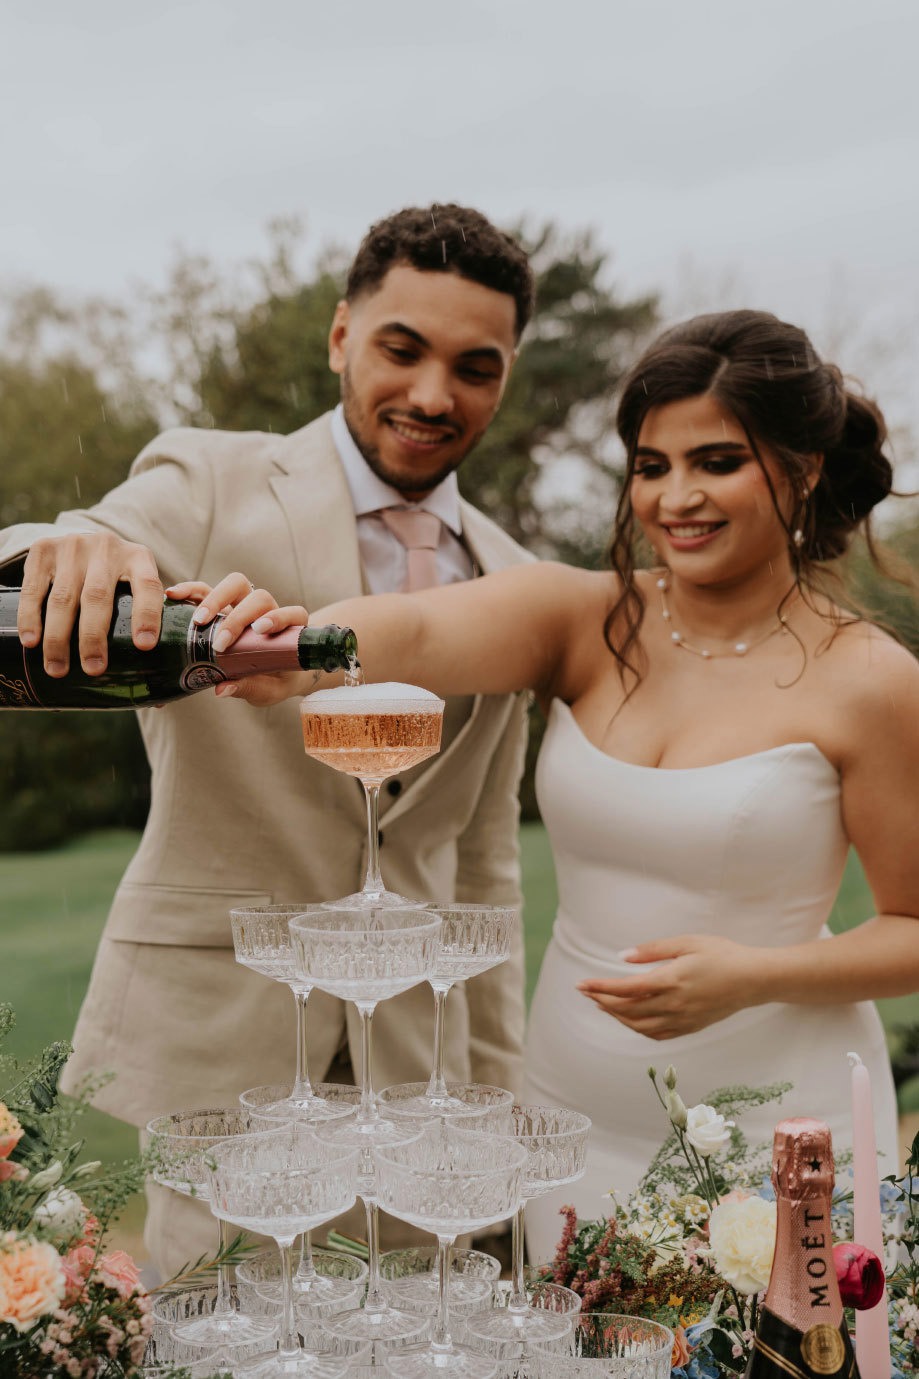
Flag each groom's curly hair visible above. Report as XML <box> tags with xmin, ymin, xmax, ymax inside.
<box><xmin>346</xmin><ymin>203</ymin><xmax>534</xmax><ymax>340</ymax></box>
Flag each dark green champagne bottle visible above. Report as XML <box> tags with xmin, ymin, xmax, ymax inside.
<box><xmin>0</xmin><ymin>587</ymin><xmax>357</xmax><ymax>710</ymax></box>
<box><xmin>746</xmin><ymin>1118</ymin><xmax>859</xmax><ymax>1378</ymax></box>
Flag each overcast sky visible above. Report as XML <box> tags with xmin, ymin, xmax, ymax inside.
<box><xmin>2</xmin><ymin>0</ymin><xmax>918</xmax><ymax>458</ymax></box>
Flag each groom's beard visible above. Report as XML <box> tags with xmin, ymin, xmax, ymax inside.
<box><xmin>340</xmin><ymin>367</ymin><xmax>485</xmax><ymax>495</ymax></box>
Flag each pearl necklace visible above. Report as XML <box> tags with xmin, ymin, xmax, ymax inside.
<box><xmin>656</xmin><ymin>573</ymin><xmax>790</xmax><ymax>660</ymax></box>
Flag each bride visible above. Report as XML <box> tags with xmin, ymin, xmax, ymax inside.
<box><xmin>179</xmin><ymin>309</ymin><xmax>919</xmax><ymax>1259</ymax></box>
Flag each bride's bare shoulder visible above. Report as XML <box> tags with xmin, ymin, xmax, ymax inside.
<box><xmin>819</xmin><ymin>612</ymin><xmax>919</xmax><ymax>733</ymax></box>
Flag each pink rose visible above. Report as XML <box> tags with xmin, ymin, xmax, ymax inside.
<box><xmin>0</xmin><ymin>1104</ymin><xmax>24</xmax><ymax>1162</ymax></box>
<box><xmin>0</xmin><ymin>1237</ymin><xmax>66</xmax><ymax>1332</ymax></box>
<box><xmin>97</xmin><ymin>1250</ymin><xmax>142</xmax><ymax>1298</ymax></box>
<box><xmin>60</xmin><ymin>1245</ymin><xmax>95</xmax><ymax>1305</ymax></box>
<box><xmin>0</xmin><ymin>1160</ymin><xmax>28</xmax><ymax>1182</ymax></box>
<box><xmin>833</xmin><ymin>1241</ymin><xmax>885</xmax><ymax>1310</ymax></box>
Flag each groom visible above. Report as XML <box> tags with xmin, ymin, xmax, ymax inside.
<box><xmin>0</xmin><ymin>203</ymin><xmax>534</xmax><ymax>1274</ymax></box>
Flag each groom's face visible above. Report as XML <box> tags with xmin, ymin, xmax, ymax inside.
<box><xmin>328</xmin><ymin>264</ymin><xmax>517</xmax><ymax>498</ymax></box>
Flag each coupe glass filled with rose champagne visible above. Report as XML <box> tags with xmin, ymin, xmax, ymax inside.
<box><xmin>300</xmin><ymin>682</ymin><xmax>444</xmax><ymax>909</ymax></box>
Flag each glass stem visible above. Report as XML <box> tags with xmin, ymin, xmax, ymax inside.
<box><xmin>363</xmin><ymin>1197</ymin><xmax>386</xmax><ymax>1313</ymax></box>
<box><xmin>509</xmin><ymin>1202</ymin><xmax>529</xmax><ymax>1311</ymax></box>
<box><xmin>362</xmin><ymin>781</ymin><xmax>383</xmax><ymax>896</ymax></box>
<box><xmin>213</xmin><ymin>1217</ymin><xmax>234</xmax><ymax>1317</ymax></box>
<box><xmin>276</xmin><ymin>1239</ymin><xmax>301</xmax><ymax>1358</ymax></box>
<box><xmin>432</xmin><ymin>1234</ymin><xmax>455</xmax><ymax>1351</ymax></box>
<box><xmin>291</xmin><ymin>985</ymin><xmax>314</xmax><ymax>1101</ymax></box>
<box><xmin>426</xmin><ymin>982</ymin><xmax>453</xmax><ymax>1100</ymax></box>
<box><xmin>356</xmin><ymin>1001</ymin><xmax>378</xmax><ymax>1124</ymax></box>
<box><xmin>295</xmin><ymin>1230</ymin><xmax>316</xmax><ymax>1284</ymax></box>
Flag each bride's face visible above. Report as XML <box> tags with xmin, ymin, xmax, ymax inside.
<box><xmin>629</xmin><ymin>393</ymin><xmax>795</xmax><ymax>585</ymax></box>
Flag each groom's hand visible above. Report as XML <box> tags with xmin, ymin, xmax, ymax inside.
<box><xmin>166</xmin><ymin>574</ymin><xmax>313</xmax><ymax>706</ymax></box>
<box><xmin>576</xmin><ymin>935</ymin><xmax>761</xmax><ymax>1040</ymax></box>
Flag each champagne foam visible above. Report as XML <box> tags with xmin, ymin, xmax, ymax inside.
<box><xmin>301</xmin><ymin>681</ymin><xmax>444</xmax><ymax>716</ymax></box>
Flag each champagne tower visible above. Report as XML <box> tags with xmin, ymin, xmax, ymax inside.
<box><xmin>747</xmin><ymin>1117</ymin><xmax>859</xmax><ymax>1378</ymax></box>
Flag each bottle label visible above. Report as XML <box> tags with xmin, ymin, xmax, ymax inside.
<box><xmin>750</xmin><ymin>1306</ymin><xmax>856</xmax><ymax>1377</ymax></box>
<box><xmin>0</xmin><ymin>671</ymin><xmax>38</xmax><ymax>707</ymax></box>
<box><xmin>180</xmin><ymin>664</ymin><xmax>228</xmax><ymax>693</ymax></box>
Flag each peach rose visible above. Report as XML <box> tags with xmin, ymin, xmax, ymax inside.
<box><xmin>0</xmin><ymin>1236</ymin><xmax>66</xmax><ymax>1332</ymax></box>
<box><xmin>97</xmin><ymin>1250</ymin><xmax>142</xmax><ymax>1298</ymax></box>
<box><xmin>0</xmin><ymin>1104</ymin><xmax>24</xmax><ymax>1161</ymax></box>
<box><xmin>671</xmin><ymin>1324</ymin><xmax>692</xmax><ymax>1368</ymax></box>
<box><xmin>0</xmin><ymin>1160</ymin><xmax>28</xmax><ymax>1183</ymax></box>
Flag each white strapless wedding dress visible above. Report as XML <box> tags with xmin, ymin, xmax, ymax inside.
<box><xmin>523</xmin><ymin>698</ymin><xmax>898</xmax><ymax>1261</ymax></box>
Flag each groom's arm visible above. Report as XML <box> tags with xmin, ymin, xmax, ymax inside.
<box><xmin>455</xmin><ymin>690</ymin><xmax>530</xmax><ymax>1095</ymax></box>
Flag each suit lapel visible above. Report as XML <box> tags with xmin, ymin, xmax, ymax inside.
<box><xmin>269</xmin><ymin>415</ymin><xmax>365</xmax><ymax>608</ymax></box>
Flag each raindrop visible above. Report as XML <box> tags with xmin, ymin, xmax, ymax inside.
<box><xmin>74</xmin><ymin>476</ymin><xmax>81</xmax><ymax>499</ymax></box>
<box><xmin>554</xmin><ymin>396</ymin><xmax>560</xmax><ymax>411</ymax></box>
<box><xmin>431</xmin><ymin>212</ymin><xmax>437</xmax><ymax>229</ymax></box>
<box><xmin>460</xmin><ymin>226</ymin><xmax>466</xmax><ymax>242</ymax></box>
<box><xmin>764</xmin><ymin>356</ymin><xmax>773</xmax><ymax>380</ymax></box>
<box><xmin>642</xmin><ymin>378</ymin><xmax>648</xmax><ymax>395</ymax></box>
<box><xmin>77</xmin><ymin>435</ymin><xmax>83</xmax><ymax>454</ymax></box>
<box><xmin>288</xmin><ymin>382</ymin><xmax>299</xmax><ymax>405</ymax></box>
<box><xmin>441</xmin><ymin>241</ymin><xmax>447</xmax><ymax>264</ymax></box>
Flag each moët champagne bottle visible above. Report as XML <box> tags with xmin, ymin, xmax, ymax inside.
<box><xmin>746</xmin><ymin>1117</ymin><xmax>859</xmax><ymax>1378</ymax></box>
<box><xmin>0</xmin><ymin>586</ymin><xmax>357</xmax><ymax>710</ymax></box>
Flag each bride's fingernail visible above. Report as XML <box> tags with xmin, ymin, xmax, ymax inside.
<box><xmin>620</xmin><ymin>948</ymin><xmax>639</xmax><ymax>961</ymax></box>
<box><xmin>213</xmin><ymin>629</ymin><xmax>233</xmax><ymax>653</ymax></box>
<box><xmin>192</xmin><ymin>605</ymin><xmax>212</xmax><ymax>624</ymax></box>
<box><xmin>251</xmin><ymin>617</ymin><xmax>273</xmax><ymax>634</ymax></box>
<box><xmin>216</xmin><ymin>683</ymin><xmax>237</xmax><ymax>697</ymax></box>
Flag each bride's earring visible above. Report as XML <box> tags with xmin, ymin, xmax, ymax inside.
<box><xmin>793</xmin><ymin>528</ymin><xmax>804</xmax><ymax>548</ymax></box>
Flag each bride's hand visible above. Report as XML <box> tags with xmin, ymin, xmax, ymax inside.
<box><xmin>576</xmin><ymin>935</ymin><xmax>762</xmax><ymax>1040</ymax></box>
<box><xmin>166</xmin><ymin>574</ymin><xmax>312</xmax><ymax>707</ymax></box>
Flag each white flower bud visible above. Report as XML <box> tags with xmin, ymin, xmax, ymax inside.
<box><xmin>663</xmin><ymin>1065</ymin><xmax>678</xmax><ymax>1090</ymax></box>
<box><xmin>29</xmin><ymin>1160</ymin><xmax>64</xmax><ymax>1191</ymax></box>
<box><xmin>71</xmin><ymin>1161</ymin><xmax>102</xmax><ymax>1179</ymax></box>
<box><xmin>665</xmin><ymin>1090</ymin><xmax>688</xmax><ymax>1129</ymax></box>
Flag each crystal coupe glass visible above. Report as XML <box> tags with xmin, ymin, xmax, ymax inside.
<box><xmin>380</xmin><ymin>903</ymin><xmax>518</xmax><ymax>1117</ymax></box>
<box><xmin>145</xmin><ymin>1107</ymin><xmax>278</xmax><ymax>1352</ymax></box>
<box><xmin>455</xmin><ymin>1106</ymin><xmax>591</xmax><ymax>1350</ymax></box>
<box><xmin>373</xmin><ymin>1123</ymin><xmax>527</xmax><ymax>1379</ymax></box>
<box><xmin>530</xmin><ymin>1313</ymin><xmax>674</xmax><ymax>1378</ymax></box>
<box><xmin>299</xmin><ymin>682</ymin><xmax>444</xmax><ymax>908</ymax></box>
<box><xmin>231</xmin><ymin>904</ymin><xmax>357</xmax><ymax>1121</ymax></box>
<box><xmin>238</xmin><ymin>1082</ymin><xmax>361</xmax><ymax>1314</ymax></box>
<box><xmin>289</xmin><ymin>906</ymin><xmax>442</xmax><ymax>1145</ymax></box>
<box><xmin>207</xmin><ymin>1125</ymin><xmax>367</xmax><ymax>1377</ymax></box>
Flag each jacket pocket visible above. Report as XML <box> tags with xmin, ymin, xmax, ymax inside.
<box><xmin>105</xmin><ymin>883</ymin><xmax>273</xmax><ymax>947</ymax></box>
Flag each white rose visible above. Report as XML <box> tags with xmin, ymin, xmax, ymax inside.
<box><xmin>708</xmin><ymin>1196</ymin><xmax>776</xmax><ymax>1295</ymax></box>
<box><xmin>33</xmin><ymin>1188</ymin><xmax>86</xmax><ymax>1240</ymax></box>
<box><xmin>684</xmin><ymin>1104</ymin><xmax>733</xmax><ymax>1157</ymax></box>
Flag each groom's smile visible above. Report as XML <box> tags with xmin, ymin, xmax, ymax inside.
<box><xmin>328</xmin><ymin>264</ymin><xmax>518</xmax><ymax>499</ymax></box>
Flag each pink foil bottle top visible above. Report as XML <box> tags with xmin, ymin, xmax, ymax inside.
<box><xmin>764</xmin><ymin>1117</ymin><xmax>843</xmax><ymax>1330</ymax></box>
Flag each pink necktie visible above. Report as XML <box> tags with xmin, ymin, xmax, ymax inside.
<box><xmin>379</xmin><ymin>508</ymin><xmax>442</xmax><ymax>592</ymax></box>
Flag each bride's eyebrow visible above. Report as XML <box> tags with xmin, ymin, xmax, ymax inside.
<box><xmin>635</xmin><ymin>441</ymin><xmax>751</xmax><ymax>460</ymax></box>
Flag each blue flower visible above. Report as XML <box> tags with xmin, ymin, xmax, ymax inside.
<box><xmin>757</xmin><ymin>1174</ymin><xmax>776</xmax><ymax>1203</ymax></box>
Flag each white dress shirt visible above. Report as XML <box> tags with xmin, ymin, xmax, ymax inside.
<box><xmin>330</xmin><ymin>405</ymin><xmax>475</xmax><ymax>595</ymax></box>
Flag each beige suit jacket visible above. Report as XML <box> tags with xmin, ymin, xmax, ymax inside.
<box><xmin>0</xmin><ymin>413</ymin><xmax>532</xmax><ymax>1125</ymax></box>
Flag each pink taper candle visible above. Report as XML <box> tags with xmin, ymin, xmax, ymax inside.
<box><xmin>848</xmin><ymin>1051</ymin><xmax>891</xmax><ymax>1378</ymax></box>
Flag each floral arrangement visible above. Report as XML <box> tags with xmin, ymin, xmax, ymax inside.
<box><xmin>0</xmin><ymin>1004</ymin><xmax>229</xmax><ymax>1378</ymax></box>
<box><xmin>540</xmin><ymin>1066</ymin><xmax>906</xmax><ymax>1378</ymax></box>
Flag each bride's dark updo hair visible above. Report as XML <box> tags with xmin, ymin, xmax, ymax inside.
<box><xmin>606</xmin><ymin>308</ymin><xmax>896</xmax><ymax>682</ymax></box>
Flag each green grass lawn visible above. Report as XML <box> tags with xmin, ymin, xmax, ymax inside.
<box><xmin>3</xmin><ymin>823</ymin><xmax>917</xmax><ymax>1174</ymax></box>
